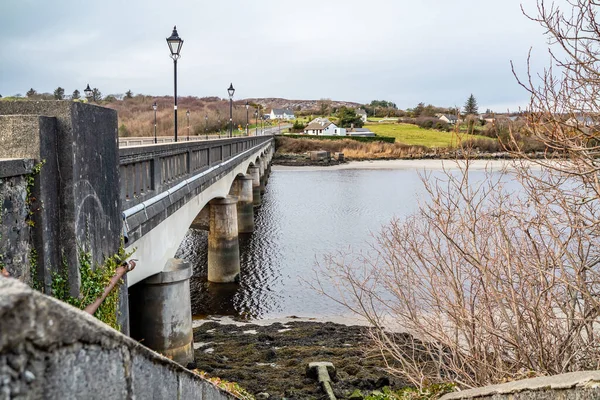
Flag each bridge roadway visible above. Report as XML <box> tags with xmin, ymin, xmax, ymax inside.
<box><xmin>120</xmin><ymin>134</ymin><xmax>275</xmax><ymax>286</ymax></box>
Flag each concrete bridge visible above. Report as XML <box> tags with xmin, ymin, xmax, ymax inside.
<box><xmin>120</xmin><ymin>135</ymin><xmax>274</xmax><ymax>286</ymax></box>
<box><xmin>0</xmin><ymin>101</ymin><xmax>277</xmax><ymax>382</ymax></box>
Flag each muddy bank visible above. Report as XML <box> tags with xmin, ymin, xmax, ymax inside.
<box><xmin>193</xmin><ymin>320</ymin><xmax>410</xmax><ymax>399</ymax></box>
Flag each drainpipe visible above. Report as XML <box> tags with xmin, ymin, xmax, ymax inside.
<box><xmin>83</xmin><ymin>260</ymin><xmax>136</xmax><ymax>315</ymax></box>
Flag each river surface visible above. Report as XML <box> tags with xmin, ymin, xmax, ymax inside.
<box><xmin>175</xmin><ymin>160</ymin><xmax>516</xmax><ymax>321</ymax></box>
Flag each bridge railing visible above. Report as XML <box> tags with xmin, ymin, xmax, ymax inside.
<box><xmin>119</xmin><ymin>136</ymin><xmax>272</xmax><ymax>209</ymax></box>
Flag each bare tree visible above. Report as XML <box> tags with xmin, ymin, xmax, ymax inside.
<box><xmin>315</xmin><ymin>0</ymin><xmax>600</xmax><ymax>392</ymax></box>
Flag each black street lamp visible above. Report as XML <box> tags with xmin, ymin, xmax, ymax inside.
<box><xmin>166</xmin><ymin>26</ymin><xmax>184</xmax><ymax>142</ymax></box>
<box><xmin>227</xmin><ymin>83</ymin><xmax>235</xmax><ymax>137</ymax></box>
<box><xmin>254</xmin><ymin>110</ymin><xmax>258</xmax><ymax>136</ymax></box>
<box><xmin>205</xmin><ymin>114</ymin><xmax>208</xmax><ymax>139</ymax></box>
<box><xmin>218</xmin><ymin>117</ymin><xmax>221</xmax><ymax>138</ymax></box>
<box><xmin>84</xmin><ymin>84</ymin><xmax>93</xmax><ymax>102</ymax></box>
<box><xmin>186</xmin><ymin>109</ymin><xmax>191</xmax><ymax>141</ymax></box>
<box><xmin>245</xmin><ymin>101</ymin><xmax>249</xmax><ymax>136</ymax></box>
<box><xmin>152</xmin><ymin>102</ymin><xmax>158</xmax><ymax>144</ymax></box>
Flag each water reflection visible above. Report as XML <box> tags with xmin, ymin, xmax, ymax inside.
<box><xmin>176</xmin><ymin>166</ymin><xmax>512</xmax><ymax>320</ymax></box>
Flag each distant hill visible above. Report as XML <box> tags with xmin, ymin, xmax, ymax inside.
<box><xmin>245</xmin><ymin>98</ymin><xmax>362</xmax><ymax>112</ymax></box>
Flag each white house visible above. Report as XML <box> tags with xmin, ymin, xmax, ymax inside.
<box><xmin>356</xmin><ymin>108</ymin><xmax>368</xmax><ymax>123</ymax></box>
<box><xmin>439</xmin><ymin>114</ymin><xmax>459</xmax><ymax>125</ymax></box>
<box><xmin>304</xmin><ymin>118</ymin><xmax>345</xmax><ymax>135</ymax></box>
<box><xmin>270</xmin><ymin>109</ymin><xmax>295</xmax><ymax>120</ymax></box>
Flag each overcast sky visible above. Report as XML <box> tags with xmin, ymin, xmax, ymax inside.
<box><xmin>1</xmin><ymin>0</ymin><xmax>552</xmax><ymax>111</ymax></box>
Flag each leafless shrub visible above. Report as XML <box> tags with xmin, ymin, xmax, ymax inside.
<box><xmin>314</xmin><ymin>0</ymin><xmax>600</xmax><ymax>392</ymax></box>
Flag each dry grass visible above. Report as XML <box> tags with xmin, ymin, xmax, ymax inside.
<box><xmin>103</xmin><ymin>95</ymin><xmax>262</xmax><ymax>137</ymax></box>
<box><xmin>275</xmin><ymin>137</ymin><xmax>430</xmax><ymax>159</ymax></box>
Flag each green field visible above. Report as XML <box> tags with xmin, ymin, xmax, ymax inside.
<box><xmin>366</xmin><ymin>123</ymin><xmax>492</xmax><ymax>148</ymax></box>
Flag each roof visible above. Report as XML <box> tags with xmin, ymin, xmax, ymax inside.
<box><xmin>271</xmin><ymin>109</ymin><xmax>295</xmax><ymax>115</ymax></box>
<box><xmin>305</xmin><ymin>120</ymin><xmax>334</xmax><ymax>130</ymax></box>
<box><xmin>441</xmin><ymin>114</ymin><xmax>458</xmax><ymax>121</ymax></box>
<box><xmin>356</xmin><ymin>109</ymin><xmax>367</xmax><ymax>115</ymax></box>
<box><xmin>352</xmin><ymin>128</ymin><xmax>372</xmax><ymax>133</ymax></box>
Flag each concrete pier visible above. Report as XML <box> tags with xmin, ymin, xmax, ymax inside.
<box><xmin>208</xmin><ymin>196</ymin><xmax>241</xmax><ymax>283</ymax></box>
<box><xmin>229</xmin><ymin>174</ymin><xmax>254</xmax><ymax>233</ymax></box>
<box><xmin>129</xmin><ymin>259</ymin><xmax>194</xmax><ymax>366</ymax></box>
<box><xmin>248</xmin><ymin>165</ymin><xmax>261</xmax><ymax>207</ymax></box>
<box><xmin>259</xmin><ymin>157</ymin><xmax>266</xmax><ymax>195</ymax></box>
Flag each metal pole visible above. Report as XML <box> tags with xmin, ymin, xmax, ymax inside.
<box><xmin>229</xmin><ymin>98</ymin><xmax>233</xmax><ymax>137</ymax></box>
<box><xmin>187</xmin><ymin>112</ymin><xmax>190</xmax><ymax>141</ymax></box>
<box><xmin>255</xmin><ymin>111</ymin><xmax>258</xmax><ymax>136</ymax></box>
<box><xmin>154</xmin><ymin>109</ymin><xmax>157</xmax><ymax>144</ymax></box>
<box><xmin>205</xmin><ymin>116</ymin><xmax>208</xmax><ymax>139</ymax></box>
<box><xmin>174</xmin><ymin>59</ymin><xmax>178</xmax><ymax>142</ymax></box>
<box><xmin>246</xmin><ymin>107</ymin><xmax>249</xmax><ymax>136</ymax></box>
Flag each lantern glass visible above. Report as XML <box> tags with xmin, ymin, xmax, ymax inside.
<box><xmin>152</xmin><ymin>102</ymin><xmax>157</xmax><ymax>111</ymax></box>
<box><xmin>227</xmin><ymin>83</ymin><xmax>235</xmax><ymax>98</ymax></box>
<box><xmin>166</xmin><ymin>26</ymin><xmax>183</xmax><ymax>57</ymax></box>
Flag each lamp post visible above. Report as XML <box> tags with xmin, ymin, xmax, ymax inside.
<box><xmin>227</xmin><ymin>83</ymin><xmax>235</xmax><ymax>138</ymax></box>
<box><xmin>152</xmin><ymin>102</ymin><xmax>158</xmax><ymax>144</ymax></box>
<box><xmin>84</xmin><ymin>84</ymin><xmax>93</xmax><ymax>102</ymax></box>
<box><xmin>254</xmin><ymin>111</ymin><xmax>258</xmax><ymax>136</ymax></box>
<box><xmin>186</xmin><ymin>109</ymin><xmax>190</xmax><ymax>141</ymax></box>
<box><xmin>166</xmin><ymin>26</ymin><xmax>184</xmax><ymax>142</ymax></box>
<box><xmin>218</xmin><ymin>117</ymin><xmax>221</xmax><ymax>138</ymax></box>
<box><xmin>245</xmin><ymin>101</ymin><xmax>249</xmax><ymax>136</ymax></box>
<box><xmin>205</xmin><ymin>114</ymin><xmax>208</xmax><ymax>139</ymax></box>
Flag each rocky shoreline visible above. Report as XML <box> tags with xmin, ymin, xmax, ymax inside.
<box><xmin>193</xmin><ymin>319</ymin><xmax>409</xmax><ymax>400</ymax></box>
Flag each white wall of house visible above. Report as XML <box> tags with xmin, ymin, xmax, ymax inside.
<box><xmin>270</xmin><ymin>110</ymin><xmax>295</xmax><ymax>120</ymax></box>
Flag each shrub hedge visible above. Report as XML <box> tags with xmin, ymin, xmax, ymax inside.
<box><xmin>280</xmin><ymin>134</ymin><xmax>395</xmax><ymax>143</ymax></box>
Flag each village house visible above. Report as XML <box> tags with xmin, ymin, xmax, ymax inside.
<box><xmin>269</xmin><ymin>108</ymin><xmax>295</xmax><ymax>120</ymax></box>
<box><xmin>304</xmin><ymin>118</ymin><xmax>345</xmax><ymax>135</ymax></box>
<box><xmin>356</xmin><ymin>108</ymin><xmax>368</xmax><ymax>123</ymax></box>
<box><xmin>439</xmin><ymin>114</ymin><xmax>458</xmax><ymax>125</ymax></box>
<box><xmin>566</xmin><ymin>115</ymin><xmax>596</xmax><ymax>127</ymax></box>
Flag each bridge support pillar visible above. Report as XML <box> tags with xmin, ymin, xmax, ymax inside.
<box><xmin>259</xmin><ymin>157</ymin><xmax>266</xmax><ymax>195</ymax></box>
<box><xmin>248</xmin><ymin>165</ymin><xmax>261</xmax><ymax>207</ymax></box>
<box><xmin>230</xmin><ymin>174</ymin><xmax>254</xmax><ymax>233</ymax></box>
<box><xmin>208</xmin><ymin>196</ymin><xmax>241</xmax><ymax>283</ymax></box>
<box><xmin>129</xmin><ymin>259</ymin><xmax>194</xmax><ymax>367</ymax></box>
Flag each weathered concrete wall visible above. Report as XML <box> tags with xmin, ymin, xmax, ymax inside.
<box><xmin>0</xmin><ymin>115</ymin><xmax>59</xmax><ymax>292</ymax></box>
<box><xmin>0</xmin><ymin>159</ymin><xmax>34</xmax><ymax>283</ymax></box>
<box><xmin>441</xmin><ymin>371</ymin><xmax>600</xmax><ymax>400</ymax></box>
<box><xmin>0</xmin><ymin>277</ymin><xmax>237</xmax><ymax>400</ymax></box>
<box><xmin>0</xmin><ymin>102</ymin><xmax>121</xmax><ymax>299</ymax></box>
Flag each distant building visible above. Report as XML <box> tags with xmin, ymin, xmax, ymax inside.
<box><xmin>269</xmin><ymin>109</ymin><xmax>295</xmax><ymax>120</ymax></box>
<box><xmin>304</xmin><ymin>118</ymin><xmax>345</xmax><ymax>135</ymax></box>
<box><xmin>439</xmin><ymin>114</ymin><xmax>459</xmax><ymax>125</ymax></box>
<box><xmin>566</xmin><ymin>115</ymin><xmax>596</xmax><ymax>127</ymax></box>
<box><xmin>356</xmin><ymin>108</ymin><xmax>368</xmax><ymax>123</ymax></box>
<box><xmin>347</xmin><ymin>128</ymin><xmax>375</xmax><ymax>137</ymax></box>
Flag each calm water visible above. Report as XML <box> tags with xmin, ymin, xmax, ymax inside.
<box><xmin>175</xmin><ymin>163</ymin><xmax>507</xmax><ymax>320</ymax></box>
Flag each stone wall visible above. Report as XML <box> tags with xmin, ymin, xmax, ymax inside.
<box><xmin>441</xmin><ymin>371</ymin><xmax>600</xmax><ymax>399</ymax></box>
<box><xmin>0</xmin><ymin>102</ymin><xmax>126</xmax><ymax>332</ymax></box>
<box><xmin>0</xmin><ymin>159</ymin><xmax>33</xmax><ymax>283</ymax></box>
<box><xmin>0</xmin><ymin>102</ymin><xmax>121</xmax><ymax>298</ymax></box>
<box><xmin>0</xmin><ymin>277</ymin><xmax>237</xmax><ymax>400</ymax></box>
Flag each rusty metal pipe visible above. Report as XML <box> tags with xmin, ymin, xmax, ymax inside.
<box><xmin>84</xmin><ymin>260</ymin><xmax>136</xmax><ymax>315</ymax></box>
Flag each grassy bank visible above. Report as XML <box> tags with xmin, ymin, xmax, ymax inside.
<box><xmin>275</xmin><ymin>136</ymin><xmax>429</xmax><ymax>159</ymax></box>
<box><xmin>365</xmin><ymin>123</ymin><xmax>493</xmax><ymax>148</ymax></box>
